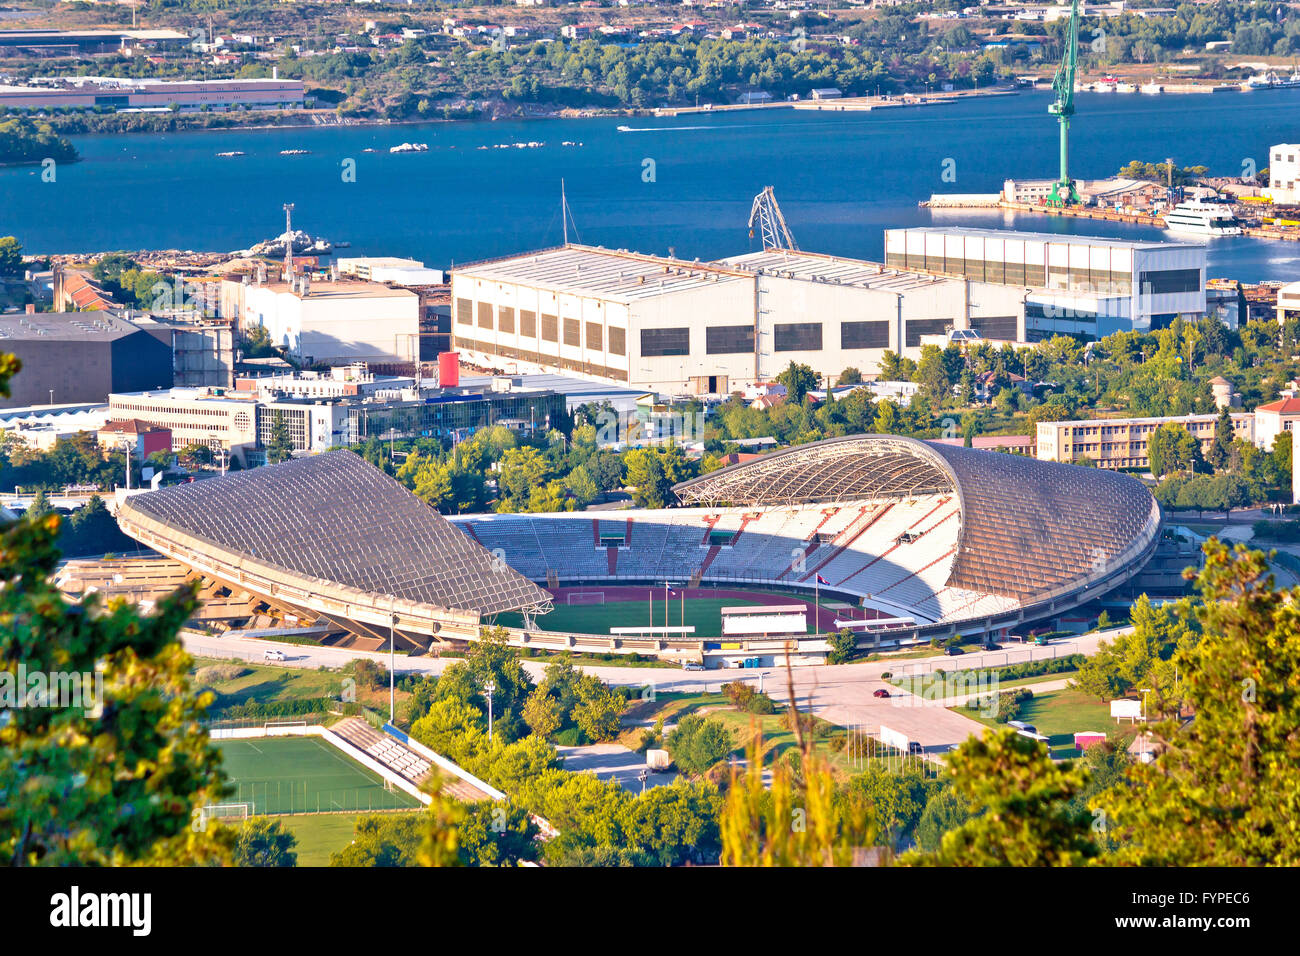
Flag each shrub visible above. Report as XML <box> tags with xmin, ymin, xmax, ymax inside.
<box><xmin>553</xmin><ymin>726</ymin><xmax>586</xmax><ymax>746</ymax></box>
<box><xmin>195</xmin><ymin>663</ymin><xmax>248</xmax><ymax>684</ymax></box>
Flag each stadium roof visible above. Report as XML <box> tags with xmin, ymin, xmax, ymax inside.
<box><xmin>673</xmin><ymin>435</ymin><xmax>1160</xmax><ymax>601</ymax></box>
<box><xmin>117</xmin><ymin>451</ymin><xmax>551</xmax><ymax>616</ymax></box>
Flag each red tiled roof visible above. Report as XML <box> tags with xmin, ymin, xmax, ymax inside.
<box><xmin>1257</xmin><ymin>397</ymin><xmax>1300</xmax><ymax>414</ymax></box>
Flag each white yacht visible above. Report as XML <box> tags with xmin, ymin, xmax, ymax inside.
<box><xmin>1163</xmin><ymin>201</ymin><xmax>1242</xmax><ymax>237</ymax></box>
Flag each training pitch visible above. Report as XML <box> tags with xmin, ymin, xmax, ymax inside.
<box><xmin>216</xmin><ymin>736</ymin><xmax>422</xmax><ymax>815</ymax></box>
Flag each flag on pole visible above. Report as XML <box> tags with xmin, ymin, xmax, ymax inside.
<box><xmin>816</xmin><ymin>574</ymin><xmax>830</xmax><ymax>585</ymax></box>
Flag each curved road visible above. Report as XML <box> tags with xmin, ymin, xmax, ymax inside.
<box><xmin>184</xmin><ymin>627</ymin><xmax>1128</xmax><ymax>753</ymax></box>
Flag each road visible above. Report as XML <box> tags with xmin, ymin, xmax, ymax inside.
<box><xmin>185</xmin><ymin>627</ymin><xmax>1126</xmax><ymax>754</ymax></box>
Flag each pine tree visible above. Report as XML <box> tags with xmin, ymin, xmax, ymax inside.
<box><xmin>266</xmin><ymin>410</ymin><xmax>294</xmax><ymax>465</ymax></box>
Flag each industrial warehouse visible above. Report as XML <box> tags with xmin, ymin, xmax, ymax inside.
<box><xmin>449</xmin><ymin>225</ymin><xmax>1214</xmax><ymax>394</ymax></box>
<box><xmin>450</xmin><ymin>243</ymin><xmax>1028</xmax><ymax>394</ymax></box>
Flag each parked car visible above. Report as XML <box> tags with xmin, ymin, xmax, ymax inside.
<box><xmin>908</xmin><ymin>741</ymin><xmax>924</xmax><ymax>755</ymax></box>
<box><xmin>982</xmin><ymin>642</ymin><xmax>1002</xmax><ymax>651</ymax></box>
<box><xmin>944</xmin><ymin>645</ymin><xmax>964</xmax><ymax>656</ymax></box>
<box><xmin>263</xmin><ymin>648</ymin><xmax>286</xmax><ymax>662</ymax></box>
<box><xmin>872</xmin><ymin>688</ymin><xmax>890</xmax><ymax>698</ymax></box>
<box><xmin>682</xmin><ymin>661</ymin><xmax>704</xmax><ymax>671</ymax></box>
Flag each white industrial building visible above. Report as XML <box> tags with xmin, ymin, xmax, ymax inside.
<box><xmin>449</xmin><ymin>244</ymin><xmax>1027</xmax><ymax>395</ymax></box>
<box><xmin>884</xmin><ymin>227</ymin><xmax>1208</xmax><ymax>337</ymax></box>
<box><xmin>1267</xmin><ymin>143</ymin><xmax>1300</xmax><ymax>205</ymax></box>
<box><xmin>221</xmin><ymin>275</ymin><xmax>420</xmax><ymax>366</ymax></box>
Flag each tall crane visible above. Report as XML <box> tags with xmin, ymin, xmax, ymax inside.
<box><xmin>748</xmin><ymin>186</ymin><xmax>798</xmax><ymax>251</ymax></box>
<box><xmin>1047</xmin><ymin>0</ymin><xmax>1081</xmax><ymax>207</ymax></box>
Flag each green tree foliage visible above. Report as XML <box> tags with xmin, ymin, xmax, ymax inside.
<box><xmin>900</xmin><ymin>730</ymin><xmax>1099</xmax><ymax>867</ymax></box>
<box><xmin>0</xmin><ymin>350</ymin><xmax>231</xmax><ymax>865</ymax></box>
<box><xmin>776</xmin><ymin>361</ymin><xmax>819</xmax><ymax>404</ymax></box>
<box><xmin>1097</xmin><ymin>541</ymin><xmax>1300</xmax><ymax>865</ymax></box>
<box><xmin>1147</xmin><ymin>421</ymin><xmax>1202</xmax><ymax>477</ymax></box>
<box><xmin>266</xmin><ymin>410</ymin><xmax>295</xmax><ymax>464</ymax></box>
<box><xmin>427</xmin><ymin>627</ymin><xmax>534</xmax><ymax>743</ymax></box>
<box><xmin>665</xmin><ymin>714</ymin><xmax>733</xmax><ymax>776</ymax></box>
<box><xmin>232</xmin><ymin>817</ymin><xmax>298</xmax><ymax>867</ymax></box>
<box><xmin>0</xmin><ymin>236</ymin><xmax>23</xmax><ymax>276</ymax></box>
<box><xmin>0</xmin><ymin>117</ymin><xmax>78</xmax><ymax>165</ymax></box>
<box><xmin>1072</xmin><ymin>594</ymin><xmax>1199</xmax><ymax>704</ymax></box>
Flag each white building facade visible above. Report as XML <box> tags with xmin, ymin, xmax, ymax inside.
<box><xmin>884</xmin><ymin>227</ymin><xmax>1207</xmax><ymax>337</ymax></box>
<box><xmin>449</xmin><ymin>244</ymin><xmax>1026</xmax><ymax>395</ymax></box>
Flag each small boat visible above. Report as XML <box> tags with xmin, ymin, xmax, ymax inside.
<box><xmin>389</xmin><ymin>142</ymin><xmax>429</xmax><ymax>153</ymax></box>
<box><xmin>1139</xmin><ymin>82</ymin><xmax>1164</xmax><ymax>95</ymax></box>
<box><xmin>216</xmin><ymin>150</ymin><xmax>245</xmax><ymax>157</ymax></box>
<box><xmin>279</xmin><ymin>149</ymin><xmax>311</xmax><ymax>156</ymax></box>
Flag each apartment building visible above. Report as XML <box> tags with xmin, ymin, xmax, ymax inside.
<box><xmin>1036</xmin><ymin>413</ymin><xmax>1256</xmax><ymax>470</ymax></box>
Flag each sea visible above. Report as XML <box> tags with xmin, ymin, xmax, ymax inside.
<box><xmin>4</xmin><ymin>88</ymin><xmax>1300</xmax><ymax>281</ymax></box>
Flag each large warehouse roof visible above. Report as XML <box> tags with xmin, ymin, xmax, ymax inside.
<box><xmin>117</xmin><ymin>451</ymin><xmax>551</xmax><ymax>616</ymax></box>
<box><xmin>724</xmin><ymin>250</ymin><xmax>951</xmax><ymax>292</ymax></box>
<box><xmin>673</xmin><ymin>435</ymin><xmax>1160</xmax><ymax>602</ymax></box>
<box><xmin>453</xmin><ymin>244</ymin><xmax>751</xmax><ymax>302</ymax></box>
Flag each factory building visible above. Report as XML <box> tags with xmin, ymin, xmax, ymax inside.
<box><xmin>884</xmin><ymin>227</ymin><xmax>1208</xmax><ymax>336</ymax></box>
<box><xmin>450</xmin><ymin>244</ymin><xmax>1027</xmax><ymax>395</ymax></box>
<box><xmin>0</xmin><ymin>76</ymin><xmax>305</xmax><ymax>112</ymax></box>
<box><xmin>221</xmin><ymin>274</ymin><xmax>420</xmax><ymax>367</ymax></box>
<box><xmin>0</xmin><ymin>311</ymin><xmax>173</xmax><ymax>410</ymax></box>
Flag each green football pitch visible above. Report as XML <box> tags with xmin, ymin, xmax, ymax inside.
<box><xmin>216</xmin><ymin>736</ymin><xmax>422</xmax><ymax>815</ymax></box>
<box><xmin>496</xmin><ymin>593</ymin><xmax>812</xmax><ymax>638</ymax></box>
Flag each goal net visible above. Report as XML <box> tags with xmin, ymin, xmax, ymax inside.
<box><xmin>201</xmin><ymin>803</ymin><xmax>251</xmax><ymax>825</ymax></box>
<box><xmin>566</xmin><ymin>592</ymin><xmax>606</xmax><ymax>606</ymax></box>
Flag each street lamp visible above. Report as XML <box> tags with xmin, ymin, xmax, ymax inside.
<box><xmin>389</xmin><ymin>596</ymin><xmax>399</xmax><ymax>723</ymax></box>
<box><xmin>1140</xmin><ymin>687</ymin><xmax>1152</xmax><ymax>721</ymax></box>
<box><xmin>484</xmin><ymin>680</ymin><xmax>496</xmax><ymax>741</ymax></box>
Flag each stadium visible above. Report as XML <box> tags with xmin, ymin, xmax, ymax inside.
<box><xmin>115</xmin><ymin>436</ymin><xmax>1161</xmax><ymax>664</ymax></box>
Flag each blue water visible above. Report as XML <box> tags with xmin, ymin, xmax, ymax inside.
<box><xmin>4</xmin><ymin>88</ymin><xmax>1300</xmax><ymax>280</ymax></box>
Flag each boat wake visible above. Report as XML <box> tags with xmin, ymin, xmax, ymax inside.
<box><xmin>617</xmin><ymin>124</ymin><xmax>715</xmax><ymax>132</ymax></box>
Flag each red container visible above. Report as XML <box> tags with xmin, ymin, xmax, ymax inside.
<box><xmin>438</xmin><ymin>351</ymin><xmax>459</xmax><ymax>388</ymax></box>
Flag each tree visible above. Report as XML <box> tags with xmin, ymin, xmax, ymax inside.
<box><xmin>331</xmin><ymin>813</ymin><xmax>422</xmax><ymax>866</ymax></box>
<box><xmin>827</xmin><ymin>627</ymin><xmax>857</xmax><ymax>664</ymax></box>
<box><xmin>665</xmin><ymin>714</ymin><xmax>732</xmax><ymax>776</ymax></box>
<box><xmin>1096</xmin><ymin>541</ymin><xmax>1300</xmax><ymax>865</ymax></box>
<box><xmin>572</xmin><ymin>680</ymin><xmax>624</xmax><ymax>743</ymax></box>
<box><xmin>837</xmin><ymin>367</ymin><xmax>863</xmax><ymax>385</ymax></box>
<box><xmin>522</xmin><ymin>687</ymin><xmax>562</xmax><ymax>741</ymax></box>
<box><xmin>912</xmin><ymin>785</ymin><xmax>972</xmax><ymax>853</ymax></box>
<box><xmin>899</xmin><ymin>730</ymin><xmax>1098</xmax><ymax>866</ymax></box>
<box><xmin>1072</xmin><ymin>594</ymin><xmax>1198</xmax><ymax>705</ymax></box>
<box><xmin>0</xmin><ymin>236</ymin><xmax>22</xmax><ymax>277</ymax></box>
<box><xmin>233</xmin><ymin>817</ymin><xmax>298</xmax><ymax>867</ymax></box>
<box><xmin>266</xmin><ymin>410</ymin><xmax>294</xmax><ymax>464</ymax></box>
<box><xmin>1147</xmin><ymin>422</ymin><xmax>1201</xmax><ymax>477</ymax></box>
<box><xmin>0</xmin><ymin>345</ymin><xmax>231</xmax><ymax>866</ymax></box>
<box><xmin>452</xmin><ymin>801</ymin><xmax>540</xmax><ymax>867</ymax></box>
<box><xmin>564</xmin><ymin>463</ymin><xmax>599</xmax><ymax>508</ymax></box>
<box><xmin>624</xmin><ymin>447</ymin><xmax>671</xmax><ymax>509</ymax></box>
<box><xmin>844</xmin><ymin>766</ymin><xmax>932</xmax><ymax>850</ymax></box>
<box><xmin>776</xmin><ymin>361</ymin><xmax>818</xmax><ymax>404</ymax></box>
<box><xmin>1207</xmin><ymin>406</ymin><xmax>1235</xmax><ymax>471</ymax></box>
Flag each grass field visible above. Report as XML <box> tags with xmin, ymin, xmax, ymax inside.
<box><xmin>953</xmin><ymin>689</ymin><xmax>1113</xmax><ymax>758</ymax></box>
<box><xmin>620</xmin><ymin>691</ymin><xmax>936</xmax><ymax>780</ymax></box>
<box><xmin>215</xmin><ymin>736</ymin><xmax>421</xmax><ymax>815</ymax></box>
<box><xmin>279</xmin><ymin>812</ymin><xmax>423</xmax><ymax>866</ymax></box>
<box><xmin>192</xmin><ymin>658</ymin><xmax>411</xmax><ymax>714</ymax></box>
<box><xmin>498</xmin><ymin>589</ymin><xmax>812</xmax><ymax>638</ymax></box>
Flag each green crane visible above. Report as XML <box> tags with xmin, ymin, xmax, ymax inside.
<box><xmin>1047</xmin><ymin>0</ymin><xmax>1081</xmax><ymax>206</ymax></box>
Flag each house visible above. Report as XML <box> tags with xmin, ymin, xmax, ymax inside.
<box><xmin>811</xmin><ymin>87</ymin><xmax>843</xmax><ymax>99</ymax></box>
